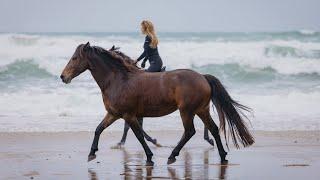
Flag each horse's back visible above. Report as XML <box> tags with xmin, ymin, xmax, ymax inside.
<box><xmin>142</xmin><ymin>69</ymin><xmax>211</xmax><ymax>110</ymax></box>
<box><xmin>165</xmin><ymin>69</ymin><xmax>210</xmax><ymax>87</ymax></box>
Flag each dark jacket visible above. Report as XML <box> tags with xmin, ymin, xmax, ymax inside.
<box><xmin>137</xmin><ymin>36</ymin><xmax>162</xmax><ymax>72</ymax></box>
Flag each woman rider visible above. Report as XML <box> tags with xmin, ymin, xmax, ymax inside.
<box><xmin>134</xmin><ymin>20</ymin><xmax>163</xmax><ymax>71</ymax></box>
<box><xmin>116</xmin><ymin>20</ymin><xmax>163</xmax><ymax>147</ymax></box>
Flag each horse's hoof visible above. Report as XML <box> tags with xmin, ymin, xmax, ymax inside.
<box><xmin>220</xmin><ymin>152</ymin><xmax>228</xmax><ymax>163</ymax></box>
<box><xmin>208</xmin><ymin>139</ymin><xmax>215</xmax><ymax>146</ymax></box>
<box><xmin>167</xmin><ymin>157</ymin><xmax>176</xmax><ymax>165</ymax></box>
<box><xmin>205</xmin><ymin>138</ymin><xmax>215</xmax><ymax>146</ymax></box>
<box><xmin>221</xmin><ymin>159</ymin><xmax>229</xmax><ymax>164</ymax></box>
<box><xmin>155</xmin><ymin>143</ymin><xmax>162</xmax><ymax>147</ymax></box>
<box><xmin>88</xmin><ymin>154</ymin><xmax>96</xmax><ymax>162</ymax></box>
<box><xmin>151</xmin><ymin>139</ymin><xmax>157</xmax><ymax>144</ymax></box>
<box><xmin>110</xmin><ymin>143</ymin><xmax>123</xmax><ymax>149</ymax></box>
<box><xmin>145</xmin><ymin>160</ymin><xmax>154</xmax><ymax>166</ymax></box>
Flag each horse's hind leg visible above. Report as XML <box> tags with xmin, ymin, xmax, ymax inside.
<box><xmin>117</xmin><ymin>117</ymin><xmax>158</xmax><ymax>147</ymax></box>
<box><xmin>118</xmin><ymin>121</ymin><xmax>130</xmax><ymax>146</ymax></box>
<box><xmin>124</xmin><ymin>115</ymin><xmax>154</xmax><ymax>166</ymax></box>
<box><xmin>197</xmin><ymin>109</ymin><xmax>228</xmax><ymax>163</ymax></box>
<box><xmin>88</xmin><ymin>113</ymin><xmax>119</xmax><ymax>161</ymax></box>
<box><xmin>204</xmin><ymin>106</ymin><xmax>215</xmax><ymax>146</ymax></box>
<box><xmin>167</xmin><ymin>110</ymin><xmax>195</xmax><ymax>164</ymax></box>
<box><xmin>139</xmin><ymin>118</ymin><xmax>159</xmax><ymax>146</ymax></box>
<box><xmin>204</xmin><ymin>127</ymin><xmax>215</xmax><ymax>146</ymax></box>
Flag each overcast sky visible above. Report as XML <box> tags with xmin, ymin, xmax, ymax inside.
<box><xmin>1</xmin><ymin>0</ymin><xmax>319</xmax><ymax>32</ymax></box>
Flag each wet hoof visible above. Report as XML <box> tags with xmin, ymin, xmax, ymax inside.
<box><xmin>167</xmin><ymin>157</ymin><xmax>176</xmax><ymax>165</ymax></box>
<box><xmin>151</xmin><ymin>139</ymin><xmax>157</xmax><ymax>145</ymax></box>
<box><xmin>145</xmin><ymin>160</ymin><xmax>154</xmax><ymax>166</ymax></box>
<box><xmin>117</xmin><ymin>142</ymin><xmax>125</xmax><ymax>146</ymax></box>
<box><xmin>221</xmin><ymin>159</ymin><xmax>229</xmax><ymax>164</ymax></box>
<box><xmin>88</xmin><ymin>154</ymin><xmax>96</xmax><ymax>162</ymax></box>
<box><xmin>220</xmin><ymin>152</ymin><xmax>228</xmax><ymax>163</ymax></box>
<box><xmin>207</xmin><ymin>139</ymin><xmax>215</xmax><ymax>146</ymax></box>
<box><xmin>110</xmin><ymin>143</ymin><xmax>124</xmax><ymax>149</ymax></box>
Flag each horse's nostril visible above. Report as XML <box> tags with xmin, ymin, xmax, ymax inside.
<box><xmin>60</xmin><ymin>75</ymin><xmax>64</xmax><ymax>80</ymax></box>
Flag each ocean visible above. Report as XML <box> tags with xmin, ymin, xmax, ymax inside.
<box><xmin>0</xmin><ymin>31</ymin><xmax>319</xmax><ymax>132</ymax></box>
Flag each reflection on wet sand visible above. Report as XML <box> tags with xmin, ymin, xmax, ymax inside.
<box><xmin>184</xmin><ymin>151</ymin><xmax>192</xmax><ymax>179</ymax></box>
<box><xmin>166</xmin><ymin>149</ymin><xmax>228</xmax><ymax>179</ymax></box>
<box><xmin>219</xmin><ymin>162</ymin><xmax>228</xmax><ymax>179</ymax></box>
<box><xmin>203</xmin><ymin>149</ymin><xmax>228</xmax><ymax>179</ymax></box>
<box><xmin>203</xmin><ymin>149</ymin><xmax>209</xmax><ymax>179</ymax></box>
<box><xmin>88</xmin><ymin>168</ymin><xmax>98</xmax><ymax>180</ymax></box>
<box><xmin>88</xmin><ymin>148</ymin><xmax>229</xmax><ymax>179</ymax></box>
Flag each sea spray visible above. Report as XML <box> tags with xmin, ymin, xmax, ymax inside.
<box><xmin>0</xmin><ymin>32</ymin><xmax>319</xmax><ymax>131</ymax></box>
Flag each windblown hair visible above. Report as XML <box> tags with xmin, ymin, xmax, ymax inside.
<box><xmin>141</xmin><ymin>20</ymin><xmax>159</xmax><ymax>48</ymax></box>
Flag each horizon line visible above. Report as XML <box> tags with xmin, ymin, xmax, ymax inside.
<box><xmin>0</xmin><ymin>29</ymin><xmax>319</xmax><ymax>34</ymax></box>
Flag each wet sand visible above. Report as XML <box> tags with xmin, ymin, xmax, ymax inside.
<box><xmin>0</xmin><ymin>130</ymin><xmax>319</xmax><ymax>179</ymax></box>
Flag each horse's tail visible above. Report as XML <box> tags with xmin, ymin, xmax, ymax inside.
<box><xmin>204</xmin><ymin>74</ymin><xmax>254</xmax><ymax>148</ymax></box>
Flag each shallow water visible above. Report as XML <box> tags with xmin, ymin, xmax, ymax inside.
<box><xmin>1</xmin><ymin>131</ymin><xmax>319</xmax><ymax>179</ymax></box>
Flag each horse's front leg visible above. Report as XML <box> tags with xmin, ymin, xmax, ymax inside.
<box><xmin>88</xmin><ymin>113</ymin><xmax>119</xmax><ymax>161</ymax></box>
<box><xmin>124</xmin><ymin>114</ymin><xmax>154</xmax><ymax>166</ymax></box>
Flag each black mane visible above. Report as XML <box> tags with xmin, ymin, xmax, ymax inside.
<box><xmin>108</xmin><ymin>46</ymin><xmax>134</xmax><ymax>63</ymax></box>
<box><xmin>83</xmin><ymin>45</ymin><xmax>140</xmax><ymax>78</ymax></box>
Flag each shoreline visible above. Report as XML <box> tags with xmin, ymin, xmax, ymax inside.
<box><xmin>1</xmin><ymin>130</ymin><xmax>319</xmax><ymax>179</ymax></box>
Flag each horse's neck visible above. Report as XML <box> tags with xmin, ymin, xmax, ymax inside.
<box><xmin>88</xmin><ymin>57</ymin><xmax>126</xmax><ymax>92</ymax></box>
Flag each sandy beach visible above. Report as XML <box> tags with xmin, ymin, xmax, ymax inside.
<box><xmin>1</xmin><ymin>0</ymin><xmax>320</xmax><ymax>179</ymax></box>
<box><xmin>0</xmin><ymin>130</ymin><xmax>319</xmax><ymax>179</ymax></box>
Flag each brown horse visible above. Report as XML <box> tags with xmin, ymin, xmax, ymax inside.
<box><xmin>108</xmin><ymin>46</ymin><xmax>216</xmax><ymax>147</ymax></box>
<box><xmin>60</xmin><ymin>42</ymin><xmax>254</xmax><ymax>166</ymax></box>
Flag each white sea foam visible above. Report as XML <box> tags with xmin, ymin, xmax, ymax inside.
<box><xmin>0</xmin><ymin>33</ymin><xmax>319</xmax><ymax>132</ymax></box>
<box><xmin>1</xmin><ymin>34</ymin><xmax>320</xmax><ymax>76</ymax></box>
<box><xmin>299</xmin><ymin>29</ymin><xmax>317</xmax><ymax>35</ymax></box>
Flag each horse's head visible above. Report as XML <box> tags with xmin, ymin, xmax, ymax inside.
<box><xmin>60</xmin><ymin>42</ymin><xmax>91</xmax><ymax>84</ymax></box>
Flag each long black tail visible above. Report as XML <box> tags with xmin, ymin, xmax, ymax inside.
<box><xmin>204</xmin><ymin>74</ymin><xmax>254</xmax><ymax>148</ymax></box>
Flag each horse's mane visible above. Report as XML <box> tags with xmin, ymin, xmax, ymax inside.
<box><xmin>108</xmin><ymin>46</ymin><xmax>135</xmax><ymax>63</ymax></box>
<box><xmin>86</xmin><ymin>45</ymin><xmax>140</xmax><ymax>78</ymax></box>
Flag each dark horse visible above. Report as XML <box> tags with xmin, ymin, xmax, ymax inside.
<box><xmin>60</xmin><ymin>42</ymin><xmax>254</xmax><ymax>166</ymax></box>
<box><xmin>108</xmin><ymin>46</ymin><xmax>216</xmax><ymax>147</ymax></box>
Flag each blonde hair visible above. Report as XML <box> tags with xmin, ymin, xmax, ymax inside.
<box><xmin>141</xmin><ymin>20</ymin><xmax>159</xmax><ymax>48</ymax></box>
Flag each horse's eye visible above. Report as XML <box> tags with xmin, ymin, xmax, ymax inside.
<box><xmin>72</xmin><ymin>57</ymin><xmax>77</xmax><ymax>61</ymax></box>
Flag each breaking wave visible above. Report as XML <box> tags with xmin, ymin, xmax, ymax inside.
<box><xmin>0</xmin><ymin>32</ymin><xmax>319</xmax><ymax>131</ymax></box>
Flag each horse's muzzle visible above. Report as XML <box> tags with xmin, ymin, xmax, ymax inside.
<box><xmin>60</xmin><ymin>74</ymin><xmax>71</xmax><ymax>84</ymax></box>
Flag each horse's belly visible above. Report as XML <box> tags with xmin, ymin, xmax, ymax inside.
<box><xmin>141</xmin><ymin>101</ymin><xmax>177</xmax><ymax>117</ymax></box>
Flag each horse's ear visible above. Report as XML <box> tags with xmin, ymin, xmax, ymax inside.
<box><xmin>110</xmin><ymin>45</ymin><xmax>115</xmax><ymax>50</ymax></box>
<box><xmin>84</xmin><ymin>42</ymin><xmax>90</xmax><ymax>50</ymax></box>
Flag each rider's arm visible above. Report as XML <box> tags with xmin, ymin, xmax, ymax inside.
<box><xmin>137</xmin><ymin>50</ymin><xmax>146</xmax><ymax>61</ymax></box>
<box><xmin>141</xmin><ymin>58</ymin><xmax>147</xmax><ymax>68</ymax></box>
<box><xmin>137</xmin><ymin>36</ymin><xmax>151</xmax><ymax>61</ymax></box>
